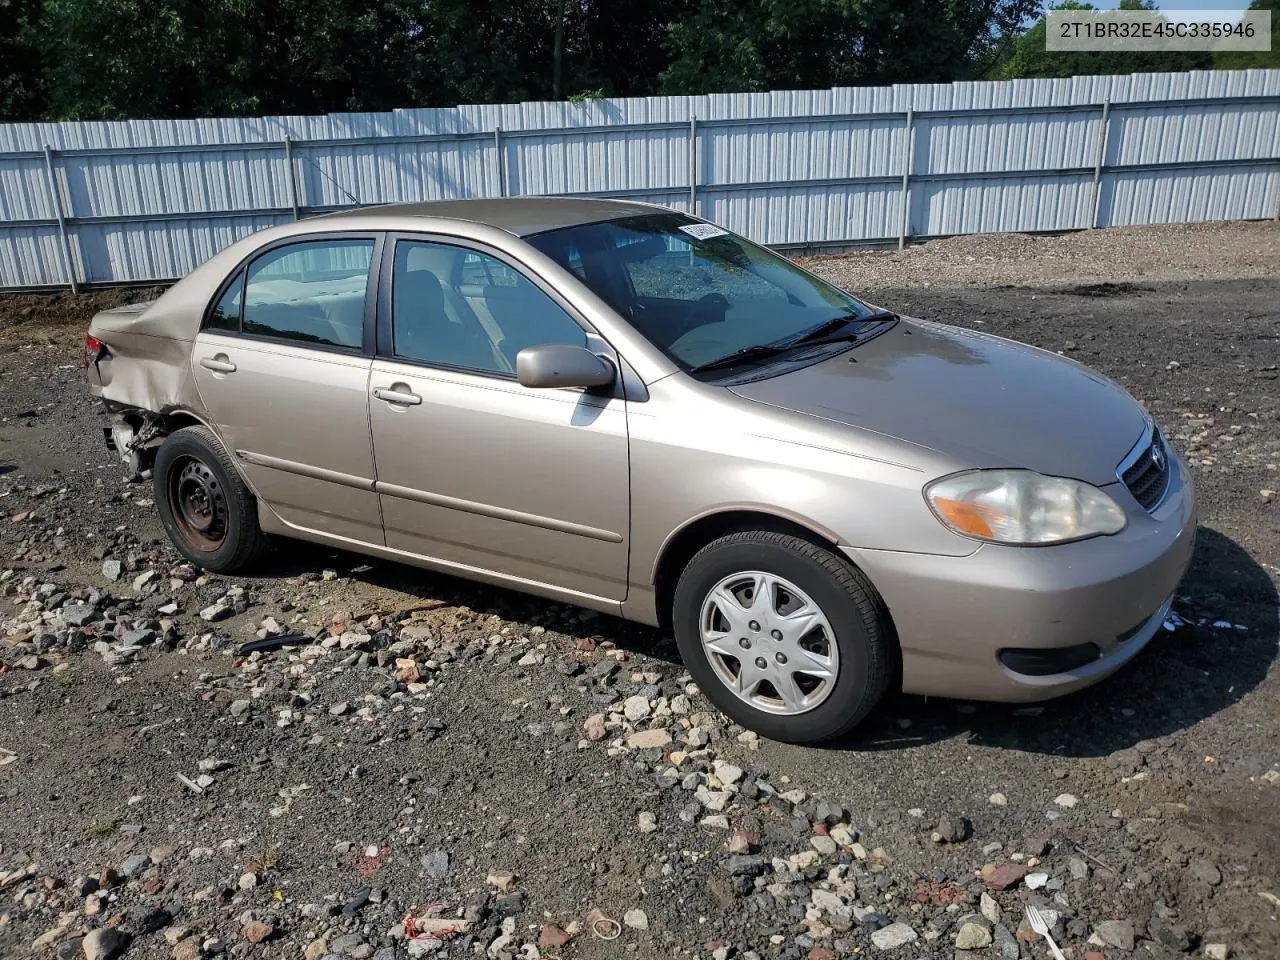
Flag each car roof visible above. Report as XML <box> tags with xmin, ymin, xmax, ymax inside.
<box><xmin>316</xmin><ymin>197</ymin><xmax>665</xmax><ymax>237</ymax></box>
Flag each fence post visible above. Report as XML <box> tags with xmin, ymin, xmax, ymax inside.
<box><xmin>41</xmin><ymin>145</ymin><xmax>79</xmax><ymax>293</ymax></box>
<box><xmin>494</xmin><ymin>126</ymin><xmax>507</xmax><ymax>197</ymax></box>
<box><xmin>282</xmin><ymin>138</ymin><xmax>301</xmax><ymax>220</ymax></box>
<box><xmin>1090</xmin><ymin>99</ymin><xmax>1112</xmax><ymax>229</ymax></box>
<box><xmin>897</xmin><ymin>107</ymin><xmax>914</xmax><ymax>250</ymax></box>
<box><xmin>688</xmin><ymin>114</ymin><xmax>698</xmax><ymax>215</ymax></box>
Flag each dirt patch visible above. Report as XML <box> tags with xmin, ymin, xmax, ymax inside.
<box><xmin>802</xmin><ymin>218</ymin><xmax>1280</xmax><ymax>293</ymax></box>
<box><xmin>0</xmin><ymin>286</ymin><xmax>168</xmax><ymax>346</ymax></box>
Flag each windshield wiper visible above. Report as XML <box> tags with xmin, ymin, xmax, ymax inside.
<box><xmin>687</xmin><ymin>310</ymin><xmax>898</xmax><ymax>376</ymax></box>
<box><xmin>783</xmin><ymin>309</ymin><xmax>897</xmax><ymax>348</ymax></box>
<box><xmin>688</xmin><ymin>342</ymin><xmax>796</xmax><ymax>375</ymax></box>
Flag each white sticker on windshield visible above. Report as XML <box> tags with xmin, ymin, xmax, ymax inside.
<box><xmin>679</xmin><ymin>223</ymin><xmax>729</xmax><ymax>240</ymax></box>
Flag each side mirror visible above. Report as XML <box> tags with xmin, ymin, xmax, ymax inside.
<box><xmin>516</xmin><ymin>343</ymin><xmax>615</xmax><ymax>390</ymax></box>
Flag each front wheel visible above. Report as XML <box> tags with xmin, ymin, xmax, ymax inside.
<box><xmin>153</xmin><ymin>425</ymin><xmax>267</xmax><ymax>573</ymax></box>
<box><xmin>671</xmin><ymin>531</ymin><xmax>892</xmax><ymax>744</ymax></box>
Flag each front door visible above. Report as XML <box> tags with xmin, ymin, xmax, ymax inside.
<box><xmin>191</xmin><ymin>234</ymin><xmax>384</xmax><ymax>544</ymax></box>
<box><xmin>367</xmin><ymin>236</ymin><xmax>630</xmax><ymax>603</ymax></box>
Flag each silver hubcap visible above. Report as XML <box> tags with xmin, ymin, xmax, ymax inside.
<box><xmin>698</xmin><ymin>571</ymin><xmax>839</xmax><ymax>716</ymax></box>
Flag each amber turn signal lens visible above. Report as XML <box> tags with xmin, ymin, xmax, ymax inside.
<box><xmin>930</xmin><ymin>497</ymin><xmax>996</xmax><ymax>539</ymax></box>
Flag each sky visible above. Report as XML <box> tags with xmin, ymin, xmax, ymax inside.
<box><xmin>1067</xmin><ymin>1</ymin><xmax>1254</xmax><ymax>22</ymax></box>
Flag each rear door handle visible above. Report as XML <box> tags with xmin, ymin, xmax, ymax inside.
<box><xmin>199</xmin><ymin>356</ymin><xmax>237</xmax><ymax>374</ymax></box>
<box><xmin>373</xmin><ymin>386</ymin><xmax>422</xmax><ymax>406</ymax></box>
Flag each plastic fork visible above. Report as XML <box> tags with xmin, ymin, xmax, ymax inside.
<box><xmin>1025</xmin><ymin>905</ymin><xmax>1067</xmax><ymax>960</ymax></box>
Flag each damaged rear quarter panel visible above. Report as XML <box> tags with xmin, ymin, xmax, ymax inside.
<box><xmin>88</xmin><ymin>302</ymin><xmax>205</xmax><ymax>416</ymax></box>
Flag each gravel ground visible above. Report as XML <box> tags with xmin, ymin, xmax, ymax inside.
<box><xmin>1</xmin><ymin>221</ymin><xmax>1278</xmax><ymax>960</ymax></box>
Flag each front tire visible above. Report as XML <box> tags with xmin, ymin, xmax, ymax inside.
<box><xmin>153</xmin><ymin>425</ymin><xmax>267</xmax><ymax>573</ymax></box>
<box><xmin>672</xmin><ymin>531</ymin><xmax>892</xmax><ymax>744</ymax></box>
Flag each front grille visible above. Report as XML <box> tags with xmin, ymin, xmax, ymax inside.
<box><xmin>1121</xmin><ymin>429</ymin><xmax>1171</xmax><ymax>511</ymax></box>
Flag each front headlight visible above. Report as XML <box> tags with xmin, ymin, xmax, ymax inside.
<box><xmin>925</xmin><ymin>469</ymin><xmax>1126</xmax><ymax>545</ymax></box>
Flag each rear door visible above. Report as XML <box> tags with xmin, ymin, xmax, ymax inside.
<box><xmin>367</xmin><ymin>235</ymin><xmax>630</xmax><ymax>603</ymax></box>
<box><xmin>191</xmin><ymin>234</ymin><xmax>385</xmax><ymax>544</ymax></box>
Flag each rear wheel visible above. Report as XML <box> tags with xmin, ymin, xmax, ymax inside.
<box><xmin>672</xmin><ymin>531</ymin><xmax>892</xmax><ymax>744</ymax></box>
<box><xmin>153</xmin><ymin>425</ymin><xmax>267</xmax><ymax>573</ymax></box>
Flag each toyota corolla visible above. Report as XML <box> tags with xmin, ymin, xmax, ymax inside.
<box><xmin>84</xmin><ymin>198</ymin><xmax>1196</xmax><ymax>743</ymax></box>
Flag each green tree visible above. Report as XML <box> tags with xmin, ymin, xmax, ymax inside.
<box><xmin>1213</xmin><ymin>0</ymin><xmax>1279</xmax><ymax>70</ymax></box>
<box><xmin>659</xmin><ymin>0</ymin><xmax>1040</xmax><ymax>94</ymax></box>
<box><xmin>992</xmin><ymin>1</ymin><xmax>1213</xmax><ymax>80</ymax></box>
<box><xmin>0</xmin><ymin>0</ymin><xmax>48</xmax><ymax>120</ymax></box>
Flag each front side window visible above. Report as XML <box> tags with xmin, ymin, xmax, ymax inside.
<box><xmin>527</xmin><ymin>213</ymin><xmax>878</xmax><ymax>372</ymax></box>
<box><xmin>209</xmin><ymin>270</ymin><xmax>244</xmax><ymax>332</ymax></box>
<box><xmin>239</xmin><ymin>239</ymin><xmax>374</xmax><ymax>349</ymax></box>
<box><xmin>392</xmin><ymin>240</ymin><xmax>587</xmax><ymax>377</ymax></box>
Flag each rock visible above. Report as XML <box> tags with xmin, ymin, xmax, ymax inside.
<box><xmin>243</xmin><ymin>921</ymin><xmax>274</xmax><ymax>944</ymax></box>
<box><xmin>637</xmin><ymin>812</ymin><xmax>658</xmax><ymax>833</ymax></box>
<box><xmin>989</xmin><ymin>792</ymin><xmax>1008</xmax><ymax>806</ymax></box>
<box><xmin>487</xmin><ymin>870</ymin><xmax>516</xmax><ymax>892</ymax></box>
<box><xmin>172</xmin><ymin>938</ymin><xmax>202</xmax><ymax>960</ymax></box>
<box><xmin>304</xmin><ymin>939</ymin><xmax>329</xmax><ymax>960</ymax></box>
<box><xmin>1203</xmin><ymin>944</ymin><xmax>1228</xmax><ymax>960</ymax></box>
<box><xmin>956</xmin><ymin>922</ymin><xmax>993</xmax><ymax>950</ymax></box>
<box><xmin>421</xmin><ymin>850</ymin><xmax>449</xmax><ymax>877</ymax></box>
<box><xmin>992</xmin><ymin>924</ymin><xmax>1019</xmax><ymax>960</ymax></box>
<box><xmin>870</xmin><ymin>922</ymin><xmax>918</xmax><ymax>950</ymax></box>
<box><xmin>62</xmin><ymin>603</ymin><xmax>98</xmax><ymax>626</ymax></box>
<box><xmin>1025</xmin><ymin>871</ymin><xmax>1049</xmax><ymax>890</ymax></box>
<box><xmin>1053</xmin><ymin>793</ymin><xmax>1079</xmax><ymax>808</ymax></box>
<box><xmin>623</xmin><ymin>908</ymin><xmax>648</xmax><ymax>930</ymax></box>
<box><xmin>985</xmin><ymin>864</ymin><xmax>1028</xmax><ymax>890</ymax></box>
<box><xmin>1068</xmin><ymin>856</ymin><xmax>1090</xmax><ymax>880</ymax></box>
<box><xmin>724</xmin><ymin>854</ymin><xmax>768</xmax><ymax>876</ymax></box>
<box><xmin>627</xmin><ymin>728</ymin><xmax>671</xmax><ymax>749</ymax></box>
<box><xmin>82</xmin><ymin>928</ymin><xmax>129</xmax><ymax>960</ymax></box>
<box><xmin>132</xmin><ymin>570</ymin><xmax>157</xmax><ymax>592</ymax></box>
<box><xmin>713</xmin><ymin>761</ymin><xmax>744</xmax><ymax>784</ymax></box>
<box><xmin>932</xmin><ymin>814</ymin><xmax>967</xmax><ymax>843</ymax></box>
<box><xmin>229</xmin><ymin>699</ymin><xmax>251</xmax><ymax>717</ymax></box>
<box><xmin>538</xmin><ymin>925</ymin><xmax>571</xmax><ymax>948</ymax></box>
<box><xmin>623</xmin><ymin>695</ymin><xmax>651</xmax><ymax>722</ymax></box>
<box><xmin>199</xmin><ymin>602</ymin><xmax>231</xmax><ymax>622</ymax></box>
<box><xmin>1189</xmin><ymin>858</ymin><xmax>1222</xmax><ymax>886</ymax></box>
<box><xmin>1094</xmin><ymin>919</ymin><xmax>1136</xmax><ymax>951</ymax></box>
<box><xmin>812</xmin><ymin>889</ymin><xmax>851</xmax><ymax>919</ymax></box>
<box><xmin>238</xmin><ymin>872</ymin><xmax>257</xmax><ymax>891</ymax></box>
<box><xmin>583</xmin><ymin>714</ymin><xmax>606</xmax><ymax>741</ymax></box>
<box><xmin>811</xmin><ymin>835</ymin><xmax>838</xmax><ymax>855</ymax></box>
<box><xmin>394</xmin><ymin>658</ymin><xmax>420</xmax><ymax>683</ymax></box>
<box><xmin>980</xmin><ymin>892</ymin><xmax>1000</xmax><ymax>923</ymax></box>
<box><xmin>120</xmin><ymin>853</ymin><xmax>150</xmax><ymax>877</ymax></box>
<box><xmin>101</xmin><ymin>559</ymin><xmax>123</xmax><ymax>581</ymax></box>
<box><xmin>1147</xmin><ymin>917</ymin><xmax>1191</xmax><ymax>951</ymax></box>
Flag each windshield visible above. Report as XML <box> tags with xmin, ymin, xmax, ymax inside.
<box><xmin>526</xmin><ymin>213</ymin><xmax>878</xmax><ymax>372</ymax></box>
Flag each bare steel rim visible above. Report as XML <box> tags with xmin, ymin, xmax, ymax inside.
<box><xmin>167</xmin><ymin>455</ymin><xmax>229</xmax><ymax>552</ymax></box>
<box><xmin>698</xmin><ymin>570</ymin><xmax>839</xmax><ymax>716</ymax></box>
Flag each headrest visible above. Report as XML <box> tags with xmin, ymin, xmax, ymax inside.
<box><xmin>397</xmin><ymin>268</ymin><xmax>444</xmax><ymax>313</ymax></box>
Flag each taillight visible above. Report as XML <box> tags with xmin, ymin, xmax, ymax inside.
<box><xmin>84</xmin><ymin>335</ymin><xmax>103</xmax><ymax>369</ymax></box>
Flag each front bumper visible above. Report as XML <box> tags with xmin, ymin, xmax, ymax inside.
<box><xmin>843</xmin><ymin>451</ymin><xmax>1197</xmax><ymax>703</ymax></box>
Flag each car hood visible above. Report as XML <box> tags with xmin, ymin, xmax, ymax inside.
<box><xmin>730</xmin><ymin>318</ymin><xmax>1146</xmax><ymax>486</ymax></box>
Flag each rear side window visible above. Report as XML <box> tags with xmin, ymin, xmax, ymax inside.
<box><xmin>239</xmin><ymin>239</ymin><xmax>375</xmax><ymax>349</ymax></box>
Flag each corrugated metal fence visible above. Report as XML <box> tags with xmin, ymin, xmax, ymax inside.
<box><xmin>1</xmin><ymin>69</ymin><xmax>1278</xmax><ymax>291</ymax></box>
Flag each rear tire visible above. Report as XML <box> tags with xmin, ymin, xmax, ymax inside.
<box><xmin>153</xmin><ymin>425</ymin><xmax>267</xmax><ymax>573</ymax></box>
<box><xmin>672</xmin><ymin>531</ymin><xmax>891</xmax><ymax>744</ymax></box>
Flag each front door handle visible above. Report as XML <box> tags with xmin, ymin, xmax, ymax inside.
<box><xmin>373</xmin><ymin>386</ymin><xmax>422</xmax><ymax>406</ymax></box>
<box><xmin>199</xmin><ymin>355</ymin><xmax>237</xmax><ymax>374</ymax></box>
